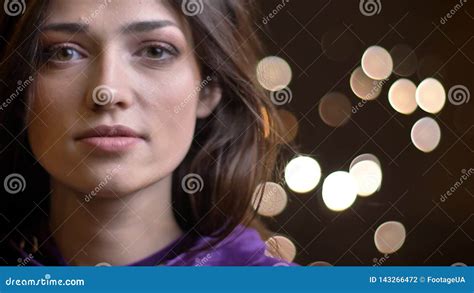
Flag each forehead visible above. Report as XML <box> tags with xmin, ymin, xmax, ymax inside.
<box><xmin>42</xmin><ymin>0</ymin><xmax>186</xmax><ymax>34</ymax></box>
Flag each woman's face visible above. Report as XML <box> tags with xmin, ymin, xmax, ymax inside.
<box><xmin>27</xmin><ymin>0</ymin><xmax>220</xmax><ymax>196</ymax></box>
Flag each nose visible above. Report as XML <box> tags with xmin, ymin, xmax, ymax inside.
<box><xmin>85</xmin><ymin>48</ymin><xmax>134</xmax><ymax>111</ymax></box>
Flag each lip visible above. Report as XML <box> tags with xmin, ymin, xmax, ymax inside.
<box><xmin>76</xmin><ymin>125</ymin><xmax>146</xmax><ymax>152</ymax></box>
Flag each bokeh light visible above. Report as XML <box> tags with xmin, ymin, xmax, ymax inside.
<box><xmin>318</xmin><ymin>92</ymin><xmax>352</xmax><ymax>127</ymax></box>
<box><xmin>276</xmin><ymin>109</ymin><xmax>299</xmax><ymax>144</ymax></box>
<box><xmin>361</xmin><ymin>46</ymin><xmax>393</xmax><ymax>80</ymax></box>
<box><xmin>252</xmin><ymin>182</ymin><xmax>288</xmax><ymax>217</ymax></box>
<box><xmin>374</xmin><ymin>221</ymin><xmax>406</xmax><ymax>254</ymax></box>
<box><xmin>285</xmin><ymin>156</ymin><xmax>322</xmax><ymax>193</ymax></box>
<box><xmin>388</xmin><ymin>79</ymin><xmax>418</xmax><ymax>115</ymax></box>
<box><xmin>265</xmin><ymin>235</ymin><xmax>297</xmax><ymax>262</ymax></box>
<box><xmin>350</xmin><ymin>153</ymin><xmax>381</xmax><ymax>169</ymax></box>
<box><xmin>349</xmin><ymin>160</ymin><xmax>383</xmax><ymax>197</ymax></box>
<box><xmin>322</xmin><ymin>171</ymin><xmax>358</xmax><ymax>211</ymax></box>
<box><xmin>350</xmin><ymin>66</ymin><xmax>383</xmax><ymax>101</ymax></box>
<box><xmin>415</xmin><ymin>78</ymin><xmax>446</xmax><ymax>114</ymax></box>
<box><xmin>411</xmin><ymin>117</ymin><xmax>441</xmax><ymax>153</ymax></box>
<box><xmin>257</xmin><ymin>56</ymin><xmax>292</xmax><ymax>91</ymax></box>
<box><xmin>260</xmin><ymin>106</ymin><xmax>271</xmax><ymax>138</ymax></box>
<box><xmin>308</xmin><ymin>261</ymin><xmax>333</xmax><ymax>266</ymax></box>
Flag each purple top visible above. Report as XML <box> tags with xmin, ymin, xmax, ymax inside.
<box><xmin>10</xmin><ymin>224</ymin><xmax>299</xmax><ymax>266</ymax></box>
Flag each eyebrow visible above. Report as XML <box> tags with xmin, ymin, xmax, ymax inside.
<box><xmin>121</xmin><ymin>20</ymin><xmax>178</xmax><ymax>34</ymax></box>
<box><xmin>40</xmin><ymin>20</ymin><xmax>179</xmax><ymax>35</ymax></box>
<box><xmin>40</xmin><ymin>22</ymin><xmax>88</xmax><ymax>34</ymax></box>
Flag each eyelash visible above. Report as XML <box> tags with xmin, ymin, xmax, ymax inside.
<box><xmin>135</xmin><ymin>42</ymin><xmax>179</xmax><ymax>64</ymax></box>
<box><xmin>41</xmin><ymin>44</ymin><xmax>85</xmax><ymax>63</ymax></box>
<box><xmin>41</xmin><ymin>42</ymin><xmax>179</xmax><ymax>65</ymax></box>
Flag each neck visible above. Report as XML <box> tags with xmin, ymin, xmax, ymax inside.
<box><xmin>48</xmin><ymin>175</ymin><xmax>183</xmax><ymax>266</ymax></box>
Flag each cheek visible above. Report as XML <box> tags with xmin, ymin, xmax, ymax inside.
<box><xmin>28</xmin><ymin>75</ymin><xmax>82</xmax><ymax>122</ymax></box>
<box><xmin>27</xmin><ymin>77</ymin><xmax>82</xmax><ymax>168</ymax></box>
<box><xmin>142</xmin><ymin>70</ymin><xmax>201</xmax><ymax>164</ymax></box>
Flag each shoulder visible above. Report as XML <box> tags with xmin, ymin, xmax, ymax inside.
<box><xmin>166</xmin><ymin>225</ymin><xmax>299</xmax><ymax>266</ymax></box>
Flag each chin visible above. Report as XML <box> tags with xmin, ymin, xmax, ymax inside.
<box><xmin>79</xmin><ymin>177</ymin><xmax>140</xmax><ymax>202</ymax></box>
<box><xmin>77</xmin><ymin>168</ymin><xmax>172</xmax><ymax>202</ymax></box>
<box><xmin>55</xmin><ymin>165</ymin><xmax>136</xmax><ymax>199</ymax></box>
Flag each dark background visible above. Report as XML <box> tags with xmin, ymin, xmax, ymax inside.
<box><xmin>257</xmin><ymin>0</ymin><xmax>473</xmax><ymax>265</ymax></box>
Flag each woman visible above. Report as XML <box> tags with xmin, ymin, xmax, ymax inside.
<box><xmin>0</xmin><ymin>0</ymin><xmax>297</xmax><ymax>266</ymax></box>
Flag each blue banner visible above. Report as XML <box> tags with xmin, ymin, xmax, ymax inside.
<box><xmin>0</xmin><ymin>266</ymin><xmax>472</xmax><ymax>292</ymax></box>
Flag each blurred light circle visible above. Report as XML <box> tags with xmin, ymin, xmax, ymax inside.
<box><xmin>252</xmin><ymin>182</ymin><xmax>288</xmax><ymax>217</ymax></box>
<box><xmin>272</xmin><ymin>262</ymin><xmax>290</xmax><ymax>267</ymax></box>
<box><xmin>276</xmin><ymin>109</ymin><xmax>299</xmax><ymax>144</ymax></box>
<box><xmin>390</xmin><ymin>44</ymin><xmax>418</xmax><ymax>77</ymax></box>
<box><xmin>350</xmin><ymin>153</ymin><xmax>381</xmax><ymax>169</ymax></box>
<box><xmin>451</xmin><ymin>262</ymin><xmax>467</xmax><ymax>267</ymax></box>
<box><xmin>411</xmin><ymin>117</ymin><xmax>441</xmax><ymax>153</ymax></box>
<box><xmin>350</xmin><ymin>66</ymin><xmax>383</xmax><ymax>101</ymax></box>
<box><xmin>318</xmin><ymin>92</ymin><xmax>352</xmax><ymax>127</ymax></box>
<box><xmin>308</xmin><ymin>261</ymin><xmax>333</xmax><ymax>266</ymax></box>
<box><xmin>349</xmin><ymin>160</ymin><xmax>382</xmax><ymax>197</ymax></box>
<box><xmin>388</xmin><ymin>79</ymin><xmax>418</xmax><ymax>115</ymax></box>
<box><xmin>322</xmin><ymin>171</ymin><xmax>358</xmax><ymax>211</ymax></box>
<box><xmin>265</xmin><ymin>235</ymin><xmax>297</xmax><ymax>262</ymax></box>
<box><xmin>374</xmin><ymin>221</ymin><xmax>406</xmax><ymax>254</ymax></box>
<box><xmin>257</xmin><ymin>56</ymin><xmax>292</xmax><ymax>91</ymax></box>
<box><xmin>260</xmin><ymin>106</ymin><xmax>271</xmax><ymax>138</ymax></box>
<box><xmin>361</xmin><ymin>46</ymin><xmax>393</xmax><ymax>80</ymax></box>
<box><xmin>284</xmin><ymin>156</ymin><xmax>322</xmax><ymax>193</ymax></box>
<box><xmin>415</xmin><ymin>78</ymin><xmax>446</xmax><ymax>114</ymax></box>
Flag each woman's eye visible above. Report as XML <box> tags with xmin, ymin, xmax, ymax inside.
<box><xmin>43</xmin><ymin>46</ymin><xmax>84</xmax><ymax>62</ymax></box>
<box><xmin>144</xmin><ymin>47</ymin><xmax>165</xmax><ymax>59</ymax></box>
<box><xmin>137</xmin><ymin>44</ymin><xmax>176</xmax><ymax>61</ymax></box>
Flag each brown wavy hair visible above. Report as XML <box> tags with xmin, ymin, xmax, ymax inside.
<box><xmin>0</xmin><ymin>0</ymin><xmax>286</xmax><ymax>262</ymax></box>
